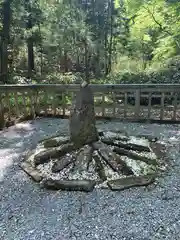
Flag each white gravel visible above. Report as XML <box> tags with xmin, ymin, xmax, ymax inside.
<box><xmin>0</xmin><ymin>118</ymin><xmax>180</xmax><ymax>240</ymax></box>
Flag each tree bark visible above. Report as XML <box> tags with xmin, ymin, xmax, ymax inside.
<box><xmin>25</xmin><ymin>0</ymin><xmax>35</xmax><ymax>79</ymax></box>
<box><xmin>27</xmin><ymin>37</ymin><xmax>34</xmax><ymax>78</ymax></box>
<box><xmin>69</xmin><ymin>81</ymin><xmax>98</xmax><ymax>148</ymax></box>
<box><xmin>84</xmin><ymin>41</ymin><xmax>89</xmax><ymax>81</ymax></box>
<box><xmin>1</xmin><ymin>0</ymin><xmax>11</xmax><ymax>83</ymax></box>
<box><xmin>107</xmin><ymin>0</ymin><xmax>114</xmax><ymax>74</ymax></box>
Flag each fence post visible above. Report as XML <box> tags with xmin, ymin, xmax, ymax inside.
<box><xmin>160</xmin><ymin>93</ymin><xmax>165</xmax><ymax>121</ymax></box>
<box><xmin>0</xmin><ymin>94</ymin><xmax>5</xmax><ymax>129</ymax></box>
<box><xmin>135</xmin><ymin>89</ymin><xmax>140</xmax><ymax>119</ymax></box>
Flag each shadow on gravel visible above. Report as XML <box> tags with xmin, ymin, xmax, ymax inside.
<box><xmin>0</xmin><ymin>122</ymin><xmax>36</xmax><ymax>181</ymax></box>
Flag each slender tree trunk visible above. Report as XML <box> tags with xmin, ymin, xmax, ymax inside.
<box><xmin>37</xmin><ymin>24</ymin><xmax>43</xmax><ymax>76</ymax></box>
<box><xmin>1</xmin><ymin>0</ymin><xmax>11</xmax><ymax>83</ymax></box>
<box><xmin>84</xmin><ymin>41</ymin><xmax>89</xmax><ymax>81</ymax></box>
<box><xmin>76</xmin><ymin>53</ymin><xmax>81</xmax><ymax>72</ymax></box>
<box><xmin>0</xmin><ymin>35</ymin><xmax>3</xmax><ymax>78</ymax></box>
<box><xmin>64</xmin><ymin>51</ymin><xmax>68</xmax><ymax>72</ymax></box>
<box><xmin>27</xmin><ymin>38</ymin><xmax>34</xmax><ymax>78</ymax></box>
<box><xmin>25</xmin><ymin>0</ymin><xmax>35</xmax><ymax>79</ymax></box>
<box><xmin>104</xmin><ymin>24</ymin><xmax>108</xmax><ymax>76</ymax></box>
<box><xmin>94</xmin><ymin>47</ymin><xmax>101</xmax><ymax>78</ymax></box>
<box><xmin>107</xmin><ymin>0</ymin><xmax>114</xmax><ymax>75</ymax></box>
<box><xmin>104</xmin><ymin>0</ymin><xmax>110</xmax><ymax>76</ymax></box>
<box><xmin>40</xmin><ymin>47</ymin><xmax>43</xmax><ymax>76</ymax></box>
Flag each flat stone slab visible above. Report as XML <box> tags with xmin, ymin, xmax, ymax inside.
<box><xmin>43</xmin><ymin>136</ymin><xmax>69</xmax><ymax>148</ymax></box>
<box><xmin>42</xmin><ymin>179</ymin><xmax>96</xmax><ymax>192</ymax></box>
<box><xmin>136</xmin><ymin>134</ymin><xmax>158</xmax><ymax>142</ymax></box>
<box><xmin>20</xmin><ymin>162</ymin><xmax>43</xmax><ymax>182</ymax></box>
<box><xmin>52</xmin><ymin>154</ymin><xmax>75</xmax><ymax>173</ymax></box>
<box><xmin>107</xmin><ymin>174</ymin><xmax>156</xmax><ymax>191</ymax></box>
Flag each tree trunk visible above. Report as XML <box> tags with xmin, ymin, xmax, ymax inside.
<box><xmin>107</xmin><ymin>0</ymin><xmax>114</xmax><ymax>75</ymax></box>
<box><xmin>94</xmin><ymin>52</ymin><xmax>101</xmax><ymax>78</ymax></box>
<box><xmin>84</xmin><ymin>41</ymin><xmax>89</xmax><ymax>81</ymax></box>
<box><xmin>1</xmin><ymin>0</ymin><xmax>11</xmax><ymax>83</ymax></box>
<box><xmin>25</xmin><ymin>0</ymin><xmax>35</xmax><ymax>79</ymax></box>
<box><xmin>69</xmin><ymin>81</ymin><xmax>98</xmax><ymax>148</ymax></box>
<box><xmin>27</xmin><ymin>38</ymin><xmax>34</xmax><ymax>78</ymax></box>
<box><xmin>64</xmin><ymin>50</ymin><xmax>68</xmax><ymax>72</ymax></box>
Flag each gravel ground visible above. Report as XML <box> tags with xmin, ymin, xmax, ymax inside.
<box><xmin>0</xmin><ymin>118</ymin><xmax>180</xmax><ymax>240</ymax></box>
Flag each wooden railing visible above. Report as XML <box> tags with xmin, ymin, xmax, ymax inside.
<box><xmin>0</xmin><ymin>84</ymin><xmax>180</xmax><ymax>128</ymax></box>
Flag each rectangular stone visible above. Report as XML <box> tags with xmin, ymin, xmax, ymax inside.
<box><xmin>20</xmin><ymin>162</ymin><xmax>43</xmax><ymax>182</ymax></box>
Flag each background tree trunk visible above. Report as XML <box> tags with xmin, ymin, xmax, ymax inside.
<box><xmin>25</xmin><ymin>0</ymin><xmax>35</xmax><ymax>79</ymax></box>
<box><xmin>1</xmin><ymin>0</ymin><xmax>11</xmax><ymax>83</ymax></box>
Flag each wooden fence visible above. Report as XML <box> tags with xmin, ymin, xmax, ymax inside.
<box><xmin>0</xmin><ymin>84</ymin><xmax>180</xmax><ymax>128</ymax></box>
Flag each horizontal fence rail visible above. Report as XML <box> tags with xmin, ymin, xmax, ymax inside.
<box><xmin>0</xmin><ymin>84</ymin><xmax>180</xmax><ymax>128</ymax></box>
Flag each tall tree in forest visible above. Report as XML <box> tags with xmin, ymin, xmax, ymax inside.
<box><xmin>24</xmin><ymin>0</ymin><xmax>34</xmax><ymax>78</ymax></box>
<box><xmin>1</xmin><ymin>0</ymin><xmax>12</xmax><ymax>83</ymax></box>
<box><xmin>75</xmin><ymin>0</ymin><xmax>118</xmax><ymax>77</ymax></box>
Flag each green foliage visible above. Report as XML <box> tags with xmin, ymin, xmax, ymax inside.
<box><xmin>0</xmin><ymin>0</ymin><xmax>180</xmax><ymax>83</ymax></box>
<box><xmin>45</xmin><ymin>72</ymin><xmax>77</xmax><ymax>84</ymax></box>
<box><xmin>104</xmin><ymin>55</ymin><xmax>180</xmax><ymax>84</ymax></box>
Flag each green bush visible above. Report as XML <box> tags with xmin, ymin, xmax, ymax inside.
<box><xmin>104</xmin><ymin>56</ymin><xmax>180</xmax><ymax>84</ymax></box>
<box><xmin>45</xmin><ymin>72</ymin><xmax>77</xmax><ymax>84</ymax></box>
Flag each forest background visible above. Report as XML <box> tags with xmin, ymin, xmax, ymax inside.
<box><xmin>0</xmin><ymin>0</ymin><xmax>180</xmax><ymax>85</ymax></box>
